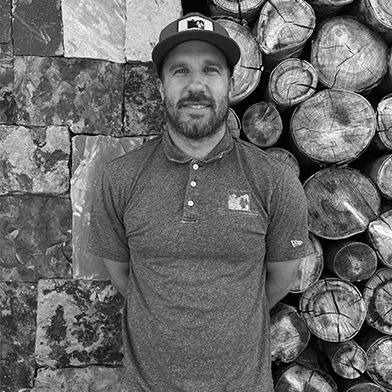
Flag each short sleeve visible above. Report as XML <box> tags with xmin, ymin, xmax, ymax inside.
<box><xmin>264</xmin><ymin>168</ymin><xmax>308</xmax><ymax>263</ymax></box>
<box><xmin>87</xmin><ymin>168</ymin><xmax>130</xmax><ymax>262</ymax></box>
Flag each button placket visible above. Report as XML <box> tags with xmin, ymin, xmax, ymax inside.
<box><xmin>182</xmin><ymin>160</ymin><xmax>201</xmax><ymax>222</ymax></box>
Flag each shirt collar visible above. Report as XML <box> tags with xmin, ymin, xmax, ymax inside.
<box><xmin>162</xmin><ymin>129</ymin><xmax>234</xmax><ymax>164</ymax></box>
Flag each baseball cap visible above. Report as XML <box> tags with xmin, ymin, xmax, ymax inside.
<box><xmin>152</xmin><ymin>12</ymin><xmax>241</xmax><ymax>73</ymax></box>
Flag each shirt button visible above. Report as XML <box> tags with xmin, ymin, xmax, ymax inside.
<box><xmin>193</xmin><ymin>163</ymin><xmax>199</xmax><ymax>170</ymax></box>
<box><xmin>188</xmin><ymin>200</ymin><xmax>194</xmax><ymax>207</ymax></box>
<box><xmin>190</xmin><ymin>181</ymin><xmax>196</xmax><ymax>187</ymax></box>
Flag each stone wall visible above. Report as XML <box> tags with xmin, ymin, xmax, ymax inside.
<box><xmin>0</xmin><ymin>1</ymin><xmax>182</xmax><ymax>391</ymax></box>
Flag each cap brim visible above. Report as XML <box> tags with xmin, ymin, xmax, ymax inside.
<box><xmin>152</xmin><ymin>30</ymin><xmax>241</xmax><ymax>72</ymax></box>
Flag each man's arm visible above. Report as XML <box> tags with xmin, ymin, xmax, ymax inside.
<box><xmin>103</xmin><ymin>258</ymin><xmax>130</xmax><ymax>298</ymax></box>
<box><xmin>265</xmin><ymin>258</ymin><xmax>301</xmax><ymax>310</ymax></box>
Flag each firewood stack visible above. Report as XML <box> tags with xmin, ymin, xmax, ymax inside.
<box><xmin>209</xmin><ymin>0</ymin><xmax>392</xmax><ymax>390</ymax></box>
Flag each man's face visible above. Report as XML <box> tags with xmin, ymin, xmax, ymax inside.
<box><xmin>157</xmin><ymin>40</ymin><xmax>234</xmax><ymax>141</ymax></box>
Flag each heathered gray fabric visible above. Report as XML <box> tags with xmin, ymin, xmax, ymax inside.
<box><xmin>88</xmin><ymin>130</ymin><xmax>308</xmax><ymax>392</ymax></box>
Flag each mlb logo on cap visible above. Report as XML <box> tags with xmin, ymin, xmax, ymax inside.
<box><xmin>178</xmin><ymin>16</ymin><xmax>214</xmax><ymax>32</ymax></box>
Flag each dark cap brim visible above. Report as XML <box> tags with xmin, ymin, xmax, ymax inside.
<box><xmin>152</xmin><ymin>29</ymin><xmax>241</xmax><ymax>72</ymax></box>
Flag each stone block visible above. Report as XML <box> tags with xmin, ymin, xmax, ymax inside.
<box><xmin>30</xmin><ymin>366</ymin><xmax>122</xmax><ymax>392</ymax></box>
<box><xmin>0</xmin><ymin>0</ymin><xmax>11</xmax><ymax>43</ymax></box>
<box><xmin>71</xmin><ymin>135</ymin><xmax>144</xmax><ymax>279</ymax></box>
<box><xmin>62</xmin><ymin>0</ymin><xmax>126</xmax><ymax>63</ymax></box>
<box><xmin>35</xmin><ymin>279</ymin><xmax>123</xmax><ymax>368</ymax></box>
<box><xmin>0</xmin><ymin>43</ymin><xmax>14</xmax><ymax>123</ymax></box>
<box><xmin>124</xmin><ymin>62</ymin><xmax>167</xmax><ymax>135</ymax></box>
<box><xmin>0</xmin><ymin>195</ymin><xmax>72</xmax><ymax>281</ymax></box>
<box><xmin>13</xmin><ymin>56</ymin><xmax>124</xmax><ymax>135</ymax></box>
<box><xmin>0</xmin><ymin>282</ymin><xmax>37</xmax><ymax>391</ymax></box>
<box><xmin>125</xmin><ymin>0</ymin><xmax>182</xmax><ymax>62</ymax></box>
<box><xmin>0</xmin><ymin>125</ymin><xmax>70</xmax><ymax>194</ymax></box>
<box><xmin>12</xmin><ymin>0</ymin><xmax>63</xmax><ymax>56</ymax></box>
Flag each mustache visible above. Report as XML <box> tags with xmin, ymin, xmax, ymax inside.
<box><xmin>177</xmin><ymin>92</ymin><xmax>214</xmax><ymax>107</ymax></box>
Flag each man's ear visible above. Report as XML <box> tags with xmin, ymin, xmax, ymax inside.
<box><xmin>157</xmin><ymin>78</ymin><xmax>164</xmax><ymax>101</ymax></box>
<box><xmin>228</xmin><ymin>77</ymin><xmax>235</xmax><ymax>99</ymax></box>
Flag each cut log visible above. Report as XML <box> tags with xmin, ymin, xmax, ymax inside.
<box><xmin>227</xmin><ymin>108</ymin><xmax>241</xmax><ymax>138</ymax></box>
<box><xmin>265</xmin><ymin>147</ymin><xmax>301</xmax><ymax>177</ymax></box>
<box><xmin>365</xmin><ymin>154</ymin><xmax>392</xmax><ymax>200</ymax></box>
<box><xmin>299</xmin><ymin>278</ymin><xmax>366</xmax><ymax>342</ymax></box>
<box><xmin>319</xmin><ymin>338</ymin><xmax>367</xmax><ymax>379</ymax></box>
<box><xmin>290</xmin><ymin>89</ymin><xmax>376</xmax><ymax>166</ymax></box>
<box><xmin>338</xmin><ymin>375</ymin><xmax>388</xmax><ymax>392</ymax></box>
<box><xmin>266</xmin><ymin>58</ymin><xmax>318</xmax><ymax>112</ymax></box>
<box><xmin>324</xmin><ymin>240</ymin><xmax>378</xmax><ymax>283</ymax></box>
<box><xmin>241</xmin><ymin>101</ymin><xmax>282</xmax><ymax>148</ymax></box>
<box><xmin>373</xmin><ymin>93</ymin><xmax>392</xmax><ymax>151</ymax></box>
<box><xmin>306</xmin><ymin>0</ymin><xmax>355</xmax><ymax>18</ymax></box>
<box><xmin>362</xmin><ymin>267</ymin><xmax>392</xmax><ymax>335</ymax></box>
<box><xmin>254</xmin><ymin>0</ymin><xmax>315</xmax><ymax>71</ymax></box>
<box><xmin>351</xmin><ymin>0</ymin><xmax>392</xmax><ymax>45</ymax></box>
<box><xmin>310</xmin><ymin>16</ymin><xmax>389</xmax><ymax>94</ymax></box>
<box><xmin>273</xmin><ymin>345</ymin><xmax>338</xmax><ymax>392</ymax></box>
<box><xmin>290</xmin><ymin>232</ymin><xmax>323</xmax><ymax>294</ymax></box>
<box><xmin>356</xmin><ymin>325</ymin><xmax>392</xmax><ymax>391</ymax></box>
<box><xmin>366</xmin><ymin>208</ymin><xmax>392</xmax><ymax>268</ymax></box>
<box><xmin>270</xmin><ymin>302</ymin><xmax>311</xmax><ymax>363</ymax></box>
<box><xmin>214</xmin><ymin>17</ymin><xmax>262</xmax><ymax>106</ymax></box>
<box><xmin>303</xmin><ymin>167</ymin><xmax>381</xmax><ymax>240</ymax></box>
<box><xmin>209</xmin><ymin>0</ymin><xmax>266</xmax><ymax>23</ymax></box>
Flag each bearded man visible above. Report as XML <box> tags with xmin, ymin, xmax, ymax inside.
<box><xmin>88</xmin><ymin>12</ymin><xmax>308</xmax><ymax>392</ymax></box>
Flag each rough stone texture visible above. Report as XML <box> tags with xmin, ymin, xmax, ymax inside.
<box><xmin>0</xmin><ymin>43</ymin><xmax>14</xmax><ymax>124</ymax></box>
<box><xmin>124</xmin><ymin>63</ymin><xmax>167</xmax><ymax>135</ymax></box>
<box><xmin>12</xmin><ymin>0</ymin><xmax>63</xmax><ymax>56</ymax></box>
<box><xmin>125</xmin><ymin>0</ymin><xmax>182</xmax><ymax>62</ymax></box>
<box><xmin>0</xmin><ymin>282</ymin><xmax>37</xmax><ymax>391</ymax></box>
<box><xmin>29</xmin><ymin>367</ymin><xmax>122</xmax><ymax>392</ymax></box>
<box><xmin>35</xmin><ymin>279</ymin><xmax>123</xmax><ymax>368</ymax></box>
<box><xmin>62</xmin><ymin>0</ymin><xmax>126</xmax><ymax>63</ymax></box>
<box><xmin>71</xmin><ymin>135</ymin><xmax>144</xmax><ymax>280</ymax></box>
<box><xmin>13</xmin><ymin>56</ymin><xmax>124</xmax><ymax>135</ymax></box>
<box><xmin>0</xmin><ymin>0</ymin><xmax>11</xmax><ymax>43</ymax></box>
<box><xmin>0</xmin><ymin>195</ymin><xmax>72</xmax><ymax>281</ymax></box>
<box><xmin>0</xmin><ymin>125</ymin><xmax>70</xmax><ymax>194</ymax></box>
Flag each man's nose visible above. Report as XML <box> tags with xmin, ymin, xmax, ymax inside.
<box><xmin>187</xmin><ymin>72</ymin><xmax>206</xmax><ymax>92</ymax></box>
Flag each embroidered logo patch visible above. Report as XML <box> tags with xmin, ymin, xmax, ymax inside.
<box><xmin>228</xmin><ymin>192</ymin><xmax>250</xmax><ymax>211</ymax></box>
<box><xmin>291</xmin><ymin>240</ymin><xmax>304</xmax><ymax>248</ymax></box>
<box><xmin>178</xmin><ymin>17</ymin><xmax>214</xmax><ymax>32</ymax></box>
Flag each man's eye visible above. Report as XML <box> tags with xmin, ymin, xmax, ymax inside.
<box><xmin>205</xmin><ymin>67</ymin><xmax>219</xmax><ymax>74</ymax></box>
<box><xmin>174</xmin><ymin>69</ymin><xmax>188</xmax><ymax>75</ymax></box>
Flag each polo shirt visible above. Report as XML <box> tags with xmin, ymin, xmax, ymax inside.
<box><xmin>88</xmin><ymin>129</ymin><xmax>308</xmax><ymax>392</ymax></box>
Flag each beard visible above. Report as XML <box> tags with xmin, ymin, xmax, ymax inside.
<box><xmin>162</xmin><ymin>91</ymin><xmax>230</xmax><ymax>141</ymax></box>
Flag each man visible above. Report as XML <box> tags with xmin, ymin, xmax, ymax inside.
<box><xmin>88</xmin><ymin>12</ymin><xmax>308</xmax><ymax>392</ymax></box>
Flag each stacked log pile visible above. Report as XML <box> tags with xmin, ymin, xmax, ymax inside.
<box><xmin>209</xmin><ymin>0</ymin><xmax>392</xmax><ymax>390</ymax></box>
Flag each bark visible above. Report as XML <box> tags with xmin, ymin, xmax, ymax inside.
<box><xmin>299</xmin><ymin>278</ymin><xmax>366</xmax><ymax>342</ymax></box>
<box><xmin>337</xmin><ymin>375</ymin><xmax>387</xmax><ymax>392</ymax></box>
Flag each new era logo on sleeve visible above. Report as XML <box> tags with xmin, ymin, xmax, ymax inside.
<box><xmin>178</xmin><ymin>16</ymin><xmax>214</xmax><ymax>32</ymax></box>
<box><xmin>291</xmin><ymin>240</ymin><xmax>303</xmax><ymax>248</ymax></box>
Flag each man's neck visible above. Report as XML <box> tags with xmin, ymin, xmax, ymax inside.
<box><xmin>167</xmin><ymin>126</ymin><xmax>226</xmax><ymax>160</ymax></box>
